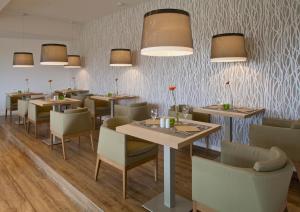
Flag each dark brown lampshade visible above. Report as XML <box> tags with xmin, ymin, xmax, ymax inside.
<box><xmin>211</xmin><ymin>33</ymin><xmax>247</xmax><ymax>62</ymax></box>
<box><xmin>40</xmin><ymin>44</ymin><xmax>68</xmax><ymax>65</ymax></box>
<box><xmin>13</xmin><ymin>52</ymin><xmax>34</xmax><ymax>68</ymax></box>
<box><xmin>110</xmin><ymin>49</ymin><xmax>132</xmax><ymax>66</ymax></box>
<box><xmin>64</xmin><ymin>55</ymin><xmax>81</xmax><ymax>68</ymax></box>
<box><xmin>141</xmin><ymin>9</ymin><xmax>193</xmax><ymax>57</ymax></box>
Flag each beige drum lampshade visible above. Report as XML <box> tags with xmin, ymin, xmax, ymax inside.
<box><xmin>64</xmin><ymin>55</ymin><xmax>81</xmax><ymax>68</ymax></box>
<box><xmin>141</xmin><ymin>9</ymin><xmax>193</xmax><ymax>57</ymax></box>
<box><xmin>110</xmin><ymin>49</ymin><xmax>132</xmax><ymax>66</ymax></box>
<box><xmin>13</xmin><ymin>52</ymin><xmax>34</xmax><ymax>67</ymax></box>
<box><xmin>211</xmin><ymin>33</ymin><xmax>247</xmax><ymax>62</ymax></box>
<box><xmin>40</xmin><ymin>44</ymin><xmax>68</xmax><ymax>65</ymax></box>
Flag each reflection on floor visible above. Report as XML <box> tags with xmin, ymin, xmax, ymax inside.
<box><xmin>1</xmin><ymin>116</ymin><xmax>300</xmax><ymax>212</ymax></box>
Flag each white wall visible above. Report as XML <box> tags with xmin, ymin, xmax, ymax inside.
<box><xmin>0</xmin><ymin>37</ymin><xmax>79</xmax><ymax>115</ymax></box>
<box><xmin>78</xmin><ymin>0</ymin><xmax>300</xmax><ymax>150</ymax></box>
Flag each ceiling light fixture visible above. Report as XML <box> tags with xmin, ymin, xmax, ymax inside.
<box><xmin>110</xmin><ymin>49</ymin><xmax>132</xmax><ymax>67</ymax></box>
<box><xmin>40</xmin><ymin>43</ymin><xmax>68</xmax><ymax>65</ymax></box>
<box><xmin>64</xmin><ymin>55</ymin><xmax>81</xmax><ymax>68</ymax></box>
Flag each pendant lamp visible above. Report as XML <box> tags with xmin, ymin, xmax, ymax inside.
<box><xmin>141</xmin><ymin>9</ymin><xmax>193</xmax><ymax>57</ymax></box>
<box><xmin>64</xmin><ymin>55</ymin><xmax>81</xmax><ymax>68</ymax></box>
<box><xmin>13</xmin><ymin>52</ymin><xmax>34</xmax><ymax>67</ymax></box>
<box><xmin>40</xmin><ymin>44</ymin><xmax>68</xmax><ymax>65</ymax></box>
<box><xmin>110</xmin><ymin>49</ymin><xmax>132</xmax><ymax>66</ymax></box>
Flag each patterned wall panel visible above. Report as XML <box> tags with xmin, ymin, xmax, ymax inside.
<box><xmin>78</xmin><ymin>0</ymin><xmax>300</xmax><ymax>150</ymax></box>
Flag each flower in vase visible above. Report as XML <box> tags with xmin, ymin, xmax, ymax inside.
<box><xmin>168</xmin><ymin>85</ymin><xmax>176</xmax><ymax>91</ymax></box>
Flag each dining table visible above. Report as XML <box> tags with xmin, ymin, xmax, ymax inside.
<box><xmin>55</xmin><ymin>89</ymin><xmax>89</xmax><ymax>95</ymax></box>
<box><xmin>7</xmin><ymin>92</ymin><xmax>44</xmax><ymax>99</ymax></box>
<box><xmin>116</xmin><ymin>118</ymin><xmax>221</xmax><ymax>211</ymax></box>
<box><xmin>194</xmin><ymin>105</ymin><xmax>265</xmax><ymax>141</ymax></box>
<box><xmin>91</xmin><ymin>95</ymin><xmax>138</xmax><ymax>117</ymax></box>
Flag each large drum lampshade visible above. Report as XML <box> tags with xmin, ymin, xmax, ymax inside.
<box><xmin>13</xmin><ymin>52</ymin><xmax>34</xmax><ymax>67</ymax></box>
<box><xmin>40</xmin><ymin>44</ymin><xmax>68</xmax><ymax>65</ymax></box>
<box><xmin>64</xmin><ymin>55</ymin><xmax>81</xmax><ymax>68</ymax></box>
<box><xmin>110</xmin><ymin>49</ymin><xmax>132</xmax><ymax>66</ymax></box>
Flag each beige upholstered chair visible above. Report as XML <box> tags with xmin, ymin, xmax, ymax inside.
<box><xmin>84</xmin><ymin>97</ymin><xmax>110</xmax><ymax>129</ymax></box>
<box><xmin>192</xmin><ymin>141</ymin><xmax>293</xmax><ymax>212</ymax></box>
<box><xmin>5</xmin><ymin>95</ymin><xmax>20</xmax><ymax>119</ymax></box>
<box><xmin>70</xmin><ymin>93</ymin><xmax>91</xmax><ymax>107</ymax></box>
<box><xmin>17</xmin><ymin>100</ymin><xmax>29</xmax><ymax>129</ymax></box>
<box><xmin>50</xmin><ymin>108</ymin><xmax>94</xmax><ymax>160</ymax></box>
<box><xmin>94</xmin><ymin>117</ymin><xmax>158</xmax><ymax>199</ymax></box>
<box><xmin>250</xmin><ymin>118</ymin><xmax>300</xmax><ymax>178</ymax></box>
<box><xmin>169</xmin><ymin>105</ymin><xmax>211</xmax><ymax>157</ymax></box>
<box><xmin>114</xmin><ymin>102</ymin><xmax>149</xmax><ymax>121</ymax></box>
<box><xmin>27</xmin><ymin>103</ymin><xmax>52</xmax><ymax>137</ymax></box>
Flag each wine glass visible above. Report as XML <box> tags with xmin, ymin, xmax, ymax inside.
<box><xmin>182</xmin><ymin>105</ymin><xmax>190</xmax><ymax>119</ymax></box>
<box><xmin>150</xmin><ymin>108</ymin><xmax>158</xmax><ymax>120</ymax></box>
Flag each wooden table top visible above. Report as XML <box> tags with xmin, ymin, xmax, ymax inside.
<box><xmin>194</xmin><ymin>105</ymin><xmax>265</xmax><ymax>118</ymax></box>
<box><xmin>29</xmin><ymin>98</ymin><xmax>81</xmax><ymax>107</ymax></box>
<box><xmin>55</xmin><ymin>89</ymin><xmax>89</xmax><ymax>94</ymax></box>
<box><xmin>91</xmin><ymin>95</ymin><xmax>138</xmax><ymax>101</ymax></box>
<box><xmin>7</xmin><ymin>92</ymin><xmax>44</xmax><ymax>97</ymax></box>
<box><xmin>116</xmin><ymin>119</ymin><xmax>221</xmax><ymax>149</ymax></box>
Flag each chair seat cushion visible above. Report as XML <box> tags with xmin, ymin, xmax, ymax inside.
<box><xmin>127</xmin><ymin>140</ymin><xmax>157</xmax><ymax>157</ymax></box>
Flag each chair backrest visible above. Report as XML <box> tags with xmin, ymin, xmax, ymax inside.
<box><xmin>17</xmin><ymin>100</ymin><xmax>29</xmax><ymax>116</ymax></box>
<box><xmin>168</xmin><ymin>105</ymin><xmax>210</xmax><ymax>122</ymax></box>
<box><xmin>115</xmin><ymin>102</ymin><xmax>149</xmax><ymax>121</ymax></box>
<box><xmin>102</xmin><ymin>117</ymin><xmax>131</xmax><ymax>130</ymax></box>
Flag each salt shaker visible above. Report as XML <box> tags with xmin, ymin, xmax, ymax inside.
<box><xmin>160</xmin><ymin>117</ymin><xmax>165</xmax><ymax>128</ymax></box>
<box><xmin>165</xmin><ymin>118</ymin><xmax>170</xmax><ymax>128</ymax></box>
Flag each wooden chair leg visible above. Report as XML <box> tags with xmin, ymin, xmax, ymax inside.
<box><xmin>27</xmin><ymin>121</ymin><xmax>30</xmax><ymax>133</ymax></box>
<box><xmin>61</xmin><ymin>138</ymin><xmax>66</xmax><ymax>160</ymax></box>
<box><xmin>190</xmin><ymin>144</ymin><xmax>193</xmax><ymax>158</ymax></box>
<box><xmin>123</xmin><ymin>169</ymin><xmax>127</xmax><ymax>199</ymax></box>
<box><xmin>50</xmin><ymin>133</ymin><xmax>53</xmax><ymax>150</ymax></box>
<box><xmin>154</xmin><ymin>156</ymin><xmax>158</xmax><ymax>182</ymax></box>
<box><xmin>23</xmin><ymin>117</ymin><xmax>27</xmax><ymax>130</ymax></box>
<box><xmin>18</xmin><ymin>116</ymin><xmax>21</xmax><ymax>125</ymax></box>
<box><xmin>94</xmin><ymin>156</ymin><xmax>101</xmax><ymax>181</ymax></box>
<box><xmin>90</xmin><ymin>133</ymin><xmax>94</xmax><ymax>152</ymax></box>
<box><xmin>5</xmin><ymin>109</ymin><xmax>7</xmax><ymax>119</ymax></box>
<box><xmin>193</xmin><ymin>201</ymin><xmax>197</xmax><ymax>212</ymax></box>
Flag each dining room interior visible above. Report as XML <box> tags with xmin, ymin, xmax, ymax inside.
<box><xmin>0</xmin><ymin>0</ymin><xmax>299</xmax><ymax>211</ymax></box>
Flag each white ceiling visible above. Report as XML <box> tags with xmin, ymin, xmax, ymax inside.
<box><xmin>2</xmin><ymin>0</ymin><xmax>146</xmax><ymax>23</ymax></box>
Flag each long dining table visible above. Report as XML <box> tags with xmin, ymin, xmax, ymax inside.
<box><xmin>116</xmin><ymin>118</ymin><xmax>221</xmax><ymax>211</ymax></box>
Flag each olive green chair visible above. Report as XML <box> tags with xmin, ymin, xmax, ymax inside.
<box><xmin>192</xmin><ymin>141</ymin><xmax>293</xmax><ymax>212</ymax></box>
<box><xmin>169</xmin><ymin>105</ymin><xmax>211</xmax><ymax>157</ymax></box>
<box><xmin>5</xmin><ymin>95</ymin><xmax>20</xmax><ymax>119</ymax></box>
<box><xmin>114</xmin><ymin>102</ymin><xmax>149</xmax><ymax>121</ymax></box>
<box><xmin>94</xmin><ymin>117</ymin><xmax>158</xmax><ymax>199</ymax></box>
<box><xmin>27</xmin><ymin>103</ymin><xmax>52</xmax><ymax>137</ymax></box>
<box><xmin>17</xmin><ymin>100</ymin><xmax>29</xmax><ymax>130</ymax></box>
<box><xmin>250</xmin><ymin>117</ymin><xmax>300</xmax><ymax>178</ymax></box>
<box><xmin>50</xmin><ymin>108</ymin><xmax>94</xmax><ymax>160</ymax></box>
<box><xmin>84</xmin><ymin>97</ymin><xmax>110</xmax><ymax>129</ymax></box>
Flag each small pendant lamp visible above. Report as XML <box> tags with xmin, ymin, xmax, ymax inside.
<box><xmin>141</xmin><ymin>9</ymin><xmax>193</xmax><ymax>57</ymax></box>
<box><xmin>13</xmin><ymin>52</ymin><xmax>34</xmax><ymax>67</ymax></box>
<box><xmin>64</xmin><ymin>55</ymin><xmax>81</xmax><ymax>68</ymax></box>
<box><xmin>40</xmin><ymin>44</ymin><xmax>68</xmax><ymax>65</ymax></box>
<box><xmin>110</xmin><ymin>49</ymin><xmax>132</xmax><ymax>66</ymax></box>
<box><xmin>211</xmin><ymin>33</ymin><xmax>247</xmax><ymax>62</ymax></box>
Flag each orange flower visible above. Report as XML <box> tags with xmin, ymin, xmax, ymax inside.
<box><xmin>169</xmin><ymin>85</ymin><xmax>176</xmax><ymax>91</ymax></box>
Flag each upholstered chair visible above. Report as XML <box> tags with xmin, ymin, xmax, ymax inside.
<box><xmin>5</xmin><ymin>95</ymin><xmax>20</xmax><ymax>119</ymax></box>
<box><xmin>70</xmin><ymin>93</ymin><xmax>92</xmax><ymax>107</ymax></box>
<box><xmin>50</xmin><ymin>107</ymin><xmax>94</xmax><ymax>160</ymax></box>
<box><xmin>27</xmin><ymin>103</ymin><xmax>52</xmax><ymax>137</ymax></box>
<box><xmin>114</xmin><ymin>102</ymin><xmax>149</xmax><ymax>121</ymax></box>
<box><xmin>192</xmin><ymin>141</ymin><xmax>293</xmax><ymax>212</ymax></box>
<box><xmin>169</xmin><ymin>105</ymin><xmax>211</xmax><ymax>157</ymax></box>
<box><xmin>250</xmin><ymin>118</ymin><xmax>300</xmax><ymax>178</ymax></box>
<box><xmin>94</xmin><ymin>117</ymin><xmax>158</xmax><ymax>199</ymax></box>
<box><xmin>84</xmin><ymin>97</ymin><xmax>110</xmax><ymax>129</ymax></box>
<box><xmin>17</xmin><ymin>100</ymin><xmax>29</xmax><ymax>129</ymax></box>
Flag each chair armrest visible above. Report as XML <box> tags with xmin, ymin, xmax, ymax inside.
<box><xmin>249</xmin><ymin>125</ymin><xmax>300</xmax><ymax>162</ymax></box>
<box><xmin>262</xmin><ymin>118</ymin><xmax>293</xmax><ymax>128</ymax></box>
<box><xmin>98</xmin><ymin>126</ymin><xmax>126</xmax><ymax>166</ymax></box>
<box><xmin>84</xmin><ymin>98</ymin><xmax>96</xmax><ymax>115</ymax></box>
<box><xmin>50</xmin><ymin>111</ymin><xmax>64</xmax><ymax>136</ymax></box>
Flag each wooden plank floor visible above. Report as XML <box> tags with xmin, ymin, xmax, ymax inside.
<box><xmin>0</xmin><ymin>123</ymin><xmax>79</xmax><ymax>211</ymax></box>
<box><xmin>1</xmin><ymin>116</ymin><xmax>300</xmax><ymax>212</ymax></box>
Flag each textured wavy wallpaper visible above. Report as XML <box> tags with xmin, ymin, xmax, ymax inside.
<box><xmin>78</xmin><ymin>0</ymin><xmax>300</xmax><ymax>150</ymax></box>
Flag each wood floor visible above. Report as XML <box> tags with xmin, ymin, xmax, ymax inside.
<box><xmin>0</xmin><ymin>123</ymin><xmax>79</xmax><ymax>211</ymax></box>
<box><xmin>1</xmin><ymin>116</ymin><xmax>300</xmax><ymax>212</ymax></box>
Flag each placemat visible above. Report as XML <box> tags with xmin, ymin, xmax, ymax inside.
<box><xmin>132</xmin><ymin>121</ymin><xmax>210</xmax><ymax>138</ymax></box>
<box><xmin>204</xmin><ymin>105</ymin><xmax>258</xmax><ymax>114</ymax></box>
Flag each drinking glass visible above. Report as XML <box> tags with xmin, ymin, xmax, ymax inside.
<box><xmin>150</xmin><ymin>108</ymin><xmax>158</xmax><ymax>120</ymax></box>
<box><xmin>182</xmin><ymin>105</ymin><xmax>190</xmax><ymax>119</ymax></box>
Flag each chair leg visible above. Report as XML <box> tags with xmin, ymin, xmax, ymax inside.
<box><xmin>27</xmin><ymin>121</ymin><xmax>30</xmax><ymax>133</ymax></box>
<box><xmin>61</xmin><ymin>138</ymin><xmax>66</xmax><ymax>160</ymax></box>
<box><xmin>18</xmin><ymin>116</ymin><xmax>21</xmax><ymax>125</ymax></box>
<box><xmin>90</xmin><ymin>133</ymin><xmax>94</xmax><ymax>152</ymax></box>
<box><xmin>5</xmin><ymin>109</ymin><xmax>7</xmax><ymax>119</ymax></box>
<box><xmin>94</xmin><ymin>156</ymin><xmax>101</xmax><ymax>181</ymax></box>
<box><xmin>193</xmin><ymin>201</ymin><xmax>197</xmax><ymax>212</ymax></box>
<box><xmin>123</xmin><ymin>169</ymin><xmax>127</xmax><ymax>199</ymax></box>
<box><xmin>23</xmin><ymin>117</ymin><xmax>27</xmax><ymax>130</ymax></box>
<box><xmin>190</xmin><ymin>144</ymin><xmax>193</xmax><ymax>158</ymax></box>
<box><xmin>154</xmin><ymin>155</ymin><xmax>158</xmax><ymax>182</ymax></box>
<box><xmin>50</xmin><ymin>133</ymin><xmax>53</xmax><ymax>150</ymax></box>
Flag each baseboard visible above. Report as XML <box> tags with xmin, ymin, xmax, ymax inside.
<box><xmin>5</xmin><ymin>128</ymin><xmax>103</xmax><ymax>212</ymax></box>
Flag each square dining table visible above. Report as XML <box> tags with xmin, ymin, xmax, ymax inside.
<box><xmin>194</xmin><ymin>105</ymin><xmax>265</xmax><ymax>141</ymax></box>
<box><xmin>116</xmin><ymin>119</ymin><xmax>221</xmax><ymax>211</ymax></box>
<box><xmin>7</xmin><ymin>92</ymin><xmax>44</xmax><ymax>99</ymax></box>
<box><xmin>91</xmin><ymin>95</ymin><xmax>138</xmax><ymax>117</ymax></box>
